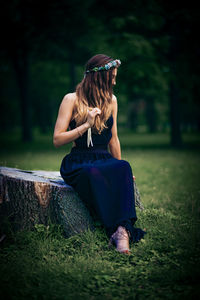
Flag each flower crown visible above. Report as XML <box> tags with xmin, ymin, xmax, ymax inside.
<box><xmin>85</xmin><ymin>59</ymin><xmax>121</xmax><ymax>74</ymax></box>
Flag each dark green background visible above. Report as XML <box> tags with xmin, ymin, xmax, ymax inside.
<box><xmin>0</xmin><ymin>0</ymin><xmax>199</xmax><ymax>147</ymax></box>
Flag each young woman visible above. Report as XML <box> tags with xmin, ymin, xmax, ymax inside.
<box><xmin>53</xmin><ymin>54</ymin><xmax>146</xmax><ymax>255</ymax></box>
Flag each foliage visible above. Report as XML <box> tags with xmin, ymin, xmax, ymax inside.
<box><xmin>0</xmin><ymin>0</ymin><xmax>199</xmax><ymax>141</ymax></box>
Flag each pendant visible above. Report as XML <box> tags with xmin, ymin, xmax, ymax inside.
<box><xmin>87</xmin><ymin>128</ymin><xmax>93</xmax><ymax>147</ymax></box>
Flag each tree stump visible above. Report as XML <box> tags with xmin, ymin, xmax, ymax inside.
<box><xmin>0</xmin><ymin>167</ymin><xmax>94</xmax><ymax>237</ymax></box>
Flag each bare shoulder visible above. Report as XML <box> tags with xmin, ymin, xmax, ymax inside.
<box><xmin>57</xmin><ymin>92</ymin><xmax>77</xmax><ymax>120</ymax></box>
<box><xmin>62</xmin><ymin>92</ymin><xmax>77</xmax><ymax>106</ymax></box>
<box><xmin>112</xmin><ymin>94</ymin><xmax>117</xmax><ymax>103</ymax></box>
<box><xmin>59</xmin><ymin>92</ymin><xmax>76</xmax><ymax>114</ymax></box>
<box><xmin>111</xmin><ymin>94</ymin><xmax>118</xmax><ymax>114</ymax></box>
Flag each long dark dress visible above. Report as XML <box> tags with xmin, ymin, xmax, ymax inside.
<box><xmin>60</xmin><ymin>114</ymin><xmax>146</xmax><ymax>242</ymax></box>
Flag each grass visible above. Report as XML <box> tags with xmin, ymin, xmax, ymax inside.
<box><xmin>0</xmin><ymin>130</ymin><xmax>200</xmax><ymax>299</ymax></box>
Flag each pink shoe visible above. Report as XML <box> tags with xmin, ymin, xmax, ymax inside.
<box><xmin>109</xmin><ymin>226</ymin><xmax>131</xmax><ymax>255</ymax></box>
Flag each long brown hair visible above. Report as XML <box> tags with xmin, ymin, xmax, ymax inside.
<box><xmin>74</xmin><ymin>54</ymin><xmax>120</xmax><ymax>134</ymax></box>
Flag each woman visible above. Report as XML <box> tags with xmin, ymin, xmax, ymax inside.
<box><xmin>53</xmin><ymin>54</ymin><xmax>146</xmax><ymax>255</ymax></box>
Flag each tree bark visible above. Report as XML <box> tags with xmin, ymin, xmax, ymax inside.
<box><xmin>0</xmin><ymin>167</ymin><xmax>94</xmax><ymax>237</ymax></box>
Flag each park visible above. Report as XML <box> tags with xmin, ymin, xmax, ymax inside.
<box><xmin>0</xmin><ymin>1</ymin><xmax>200</xmax><ymax>299</ymax></box>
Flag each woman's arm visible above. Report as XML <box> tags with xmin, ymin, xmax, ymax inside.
<box><xmin>108</xmin><ymin>95</ymin><xmax>121</xmax><ymax>160</ymax></box>
<box><xmin>53</xmin><ymin>93</ymin><xmax>90</xmax><ymax>148</ymax></box>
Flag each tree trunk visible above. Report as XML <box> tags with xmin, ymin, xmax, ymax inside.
<box><xmin>127</xmin><ymin>92</ymin><xmax>140</xmax><ymax>131</ymax></box>
<box><xmin>145</xmin><ymin>96</ymin><xmax>157</xmax><ymax>133</ymax></box>
<box><xmin>12</xmin><ymin>51</ymin><xmax>32</xmax><ymax>142</ymax></box>
<box><xmin>0</xmin><ymin>167</ymin><xmax>94</xmax><ymax>237</ymax></box>
<box><xmin>168</xmin><ymin>31</ymin><xmax>182</xmax><ymax>147</ymax></box>
<box><xmin>68</xmin><ymin>46</ymin><xmax>77</xmax><ymax>92</ymax></box>
<box><xmin>169</xmin><ymin>80</ymin><xmax>182</xmax><ymax>147</ymax></box>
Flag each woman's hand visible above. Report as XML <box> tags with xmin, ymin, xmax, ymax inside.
<box><xmin>86</xmin><ymin>107</ymin><xmax>101</xmax><ymax>127</ymax></box>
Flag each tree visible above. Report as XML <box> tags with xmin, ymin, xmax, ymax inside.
<box><xmin>91</xmin><ymin>0</ymin><xmax>169</xmax><ymax>132</ymax></box>
<box><xmin>90</xmin><ymin>0</ymin><xmax>200</xmax><ymax>144</ymax></box>
<box><xmin>0</xmin><ymin>0</ymin><xmax>98</xmax><ymax>140</ymax></box>
<box><xmin>150</xmin><ymin>2</ymin><xmax>200</xmax><ymax>145</ymax></box>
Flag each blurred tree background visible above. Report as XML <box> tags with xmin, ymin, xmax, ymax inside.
<box><xmin>0</xmin><ymin>0</ymin><xmax>199</xmax><ymax>146</ymax></box>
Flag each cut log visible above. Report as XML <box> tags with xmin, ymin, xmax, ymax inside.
<box><xmin>0</xmin><ymin>167</ymin><xmax>94</xmax><ymax>237</ymax></box>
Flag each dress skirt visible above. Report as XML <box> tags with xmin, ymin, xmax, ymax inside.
<box><xmin>60</xmin><ymin>146</ymin><xmax>145</xmax><ymax>242</ymax></box>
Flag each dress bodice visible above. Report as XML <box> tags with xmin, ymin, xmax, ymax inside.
<box><xmin>69</xmin><ymin>115</ymin><xmax>113</xmax><ymax>149</ymax></box>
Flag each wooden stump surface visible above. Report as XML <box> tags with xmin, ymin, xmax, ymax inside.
<box><xmin>0</xmin><ymin>167</ymin><xmax>94</xmax><ymax>237</ymax></box>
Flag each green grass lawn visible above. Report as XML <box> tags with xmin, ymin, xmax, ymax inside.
<box><xmin>0</xmin><ymin>131</ymin><xmax>200</xmax><ymax>299</ymax></box>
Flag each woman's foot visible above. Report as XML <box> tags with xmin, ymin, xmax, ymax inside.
<box><xmin>109</xmin><ymin>226</ymin><xmax>131</xmax><ymax>255</ymax></box>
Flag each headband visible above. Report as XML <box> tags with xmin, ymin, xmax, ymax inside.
<box><xmin>85</xmin><ymin>59</ymin><xmax>121</xmax><ymax>74</ymax></box>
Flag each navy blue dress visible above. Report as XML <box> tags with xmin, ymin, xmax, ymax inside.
<box><xmin>60</xmin><ymin>115</ymin><xmax>145</xmax><ymax>242</ymax></box>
